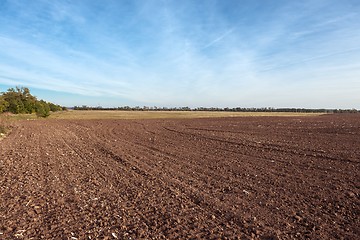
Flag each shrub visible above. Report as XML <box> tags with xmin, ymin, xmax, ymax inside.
<box><xmin>1</xmin><ymin>86</ymin><xmax>64</xmax><ymax>116</ymax></box>
<box><xmin>36</xmin><ymin>101</ymin><xmax>50</xmax><ymax>118</ymax></box>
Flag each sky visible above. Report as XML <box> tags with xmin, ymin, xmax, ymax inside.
<box><xmin>0</xmin><ymin>0</ymin><xmax>359</xmax><ymax>109</ymax></box>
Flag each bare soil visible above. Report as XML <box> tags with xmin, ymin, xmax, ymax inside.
<box><xmin>0</xmin><ymin>114</ymin><xmax>359</xmax><ymax>239</ymax></box>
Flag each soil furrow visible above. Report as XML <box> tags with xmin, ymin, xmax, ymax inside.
<box><xmin>0</xmin><ymin>114</ymin><xmax>359</xmax><ymax>239</ymax></box>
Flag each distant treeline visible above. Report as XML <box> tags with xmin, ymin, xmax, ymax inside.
<box><xmin>73</xmin><ymin>105</ymin><xmax>359</xmax><ymax>113</ymax></box>
<box><xmin>0</xmin><ymin>87</ymin><xmax>66</xmax><ymax>117</ymax></box>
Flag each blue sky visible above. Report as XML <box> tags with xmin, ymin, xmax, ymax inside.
<box><xmin>0</xmin><ymin>0</ymin><xmax>359</xmax><ymax>108</ymax></box>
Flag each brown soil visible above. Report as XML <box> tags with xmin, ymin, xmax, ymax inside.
<box><xmin>0</xmin><ymin>114</ymin><xmax>359</xmax><ymax>239</ymax></box>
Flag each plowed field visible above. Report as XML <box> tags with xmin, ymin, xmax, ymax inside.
<box><xmin>1</xmin><ymin>114</ymin><xmax>359</xmax><ymax>239</ymax></box>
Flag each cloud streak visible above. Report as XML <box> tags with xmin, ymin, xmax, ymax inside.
<box><xmin>202</xmin><ymin>28</ymin><xmax>235</xmax><ymax>50</ymax></box>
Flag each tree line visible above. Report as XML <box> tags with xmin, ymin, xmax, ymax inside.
<box><xmin>73</xmin><ymin>105</ymin><xmax>358</xmax><ymax>113</ymax></box>
<box><xmin>0</xmin><ymin>87</ymin><xmax>65</xmax><ymax>117</ymax></box>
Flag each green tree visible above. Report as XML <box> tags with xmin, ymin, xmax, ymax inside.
<box><xmin>2</xmin><ymin>87</ymin><xmax>34</xmax><ymax>113</ymax></box>
<box><xmin>35</xmin><ymin>100</ymin><xmax>50</xmax><ymax>118</ymax></box>
<box><xmin>20</xmin><ymin>87</ymin><xmax>37</xmax><ymax>113</ymax></box>
<box><xmin>0</xmin><ymin>95</ymin><xmax>9</xmax><ymax>113</ymax></box>
<box><xmin>49</xmin><ymin>102</ymin><xmax>63</xmax><ymax>112</ymax></box>
<box><xmin>1</xmin><ymin>86</ymin><xmax>64</xmax><ymax>116</ymax></box>
<box><xmin>3</xmin><ymin>88</ymin><xmax>20</xmax><ymax>113</ymax></box>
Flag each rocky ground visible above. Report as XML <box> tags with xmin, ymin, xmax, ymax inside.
<box><xmin>0</xmin><ymin>114</ymin><xmax>359</xmax><ymax>239</ymax></box>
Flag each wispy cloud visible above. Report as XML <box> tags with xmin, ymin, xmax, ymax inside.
<box><xmin>202</xmin><ymin>28</ymin><xmax>235</xmax><ymax>50</ymax></box>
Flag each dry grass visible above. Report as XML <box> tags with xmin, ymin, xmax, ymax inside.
<box><xmin>0</xmin><ymin>112</ymin><xmax>39</xmax><ymax>120</ymax></box>
<box><xmin>49</xmin><ymin>110</ymin><xmax>324</xmax><ymax>120</ymax></box>
<box><xmin>0</xmin><ymin>125</ymin><xmax>6</xmax><ymax>135</ymax></box>
<box><xmin>0</xmin><ymin>117</ymin><xmax>10</xmax><ymax>136</ymax></box>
